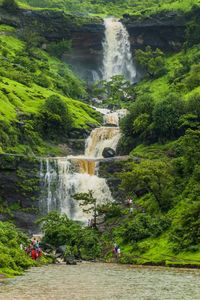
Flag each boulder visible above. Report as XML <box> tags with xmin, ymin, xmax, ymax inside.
<box><xmin>102</xmin><ymin>147</ymin><xmax>116</xmax><ymax>158</ymax></box>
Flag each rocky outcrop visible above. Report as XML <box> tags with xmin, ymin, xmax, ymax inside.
<box><xmin>0</xmin><ymin>7</ymin><xmax>104</xmax><ymax>82</ymax></box>
<box><xmin>0</xmin><ymin>154</ymin><xmax>41</xmax><ymax>234</ymax></box>
<box><xmin>122</xmin><ymin>7</ymin><xmax>200</xmax><ymax>52</ymax></box>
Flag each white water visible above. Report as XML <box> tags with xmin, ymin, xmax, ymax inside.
<box><xmin>40</xmin><ymin>109</ymin><xmax>124</xmax><ymax>223</ymax></box>
<box><xmin>103</xmin><ymin>18</ymin><xmax>136</xmax><ymax>82</ymax></box>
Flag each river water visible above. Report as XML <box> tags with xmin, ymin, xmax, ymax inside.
<box><xmin>0</xmin><ymin>263</ymin><xmax>199</xmax><ymax>300</ymax></box>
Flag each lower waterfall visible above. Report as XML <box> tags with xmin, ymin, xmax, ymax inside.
<box><xmin>40</xmin><ymin>109</ymin><xmax>125</xmax><ymax>223</ymax></box>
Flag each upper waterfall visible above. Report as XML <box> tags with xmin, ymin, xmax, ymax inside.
<box><xmin>103</xmin><ymin>18</ymin><xmax>136</xmax><ymax>82</ymax></box>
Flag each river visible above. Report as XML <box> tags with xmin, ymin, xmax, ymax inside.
<box><xmin>0</xmin><ymin>263</ymin><xmax>199</xmax><ymax>300</ymax></box>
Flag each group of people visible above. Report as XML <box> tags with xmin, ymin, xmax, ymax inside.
<box><xmin>21</xmin><ymin>238</ymin><xmax>42</xmax><ymax>260</ymax></box>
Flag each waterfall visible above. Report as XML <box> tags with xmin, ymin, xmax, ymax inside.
<box><xmin>103</xmin><ymin>18</ymin><xmax>136</xmax><ymax>82</ymax></box>
<box><xmin>85</xmin><ymin>127</ymin><xmax>121</xmax><ymax>157</ymax></box>
<box><xmin>40</xmin><ymin>109</ymin><xmax>124</xmax><ymax>223</ymax></box>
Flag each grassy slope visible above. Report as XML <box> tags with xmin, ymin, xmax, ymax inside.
<box><xmin>0</xmin><ymin>30</ymin><xmax>101</xmax><ymax>155</ymax></box>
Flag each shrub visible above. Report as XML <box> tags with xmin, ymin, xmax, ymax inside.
<box><xmin>36</xmin><ymin>95</ymin><xmax>72</xmax><ymax>139</ymax></box>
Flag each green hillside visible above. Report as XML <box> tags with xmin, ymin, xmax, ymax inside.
<box><xmin>17</xmin><ymin>0</ymin><xmax>200</xmax><ymax>18</ymax></box>
<box><xmin>0</xmin><ymin>26</ymin><xmax>102</xmax><ymax>155</ymax></box>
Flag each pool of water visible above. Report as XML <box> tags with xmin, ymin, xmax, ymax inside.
<box><xmin>0</xmin><ymin>263</ymin><xmax>199</xmax><ymax>300</ymax></box>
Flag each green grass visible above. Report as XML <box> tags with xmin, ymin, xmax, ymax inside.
<box><xmin>134</xmin><ymin>44</ymin><xmax>200</xmax><ymax>104</ymax></box>
<box><xmin>130</xmin><ymin>142</ymin><xmax>176</xmax><ymax>159</ymax></box>
<box><xmin>119</xmin><ymin>234</ymin><xmax>200</xmax><ymax>267</ymax></box>
<box><xmin>0</xmin><ymin>33</ymin><xmax>102</xmax><ymax>155</ymax></box>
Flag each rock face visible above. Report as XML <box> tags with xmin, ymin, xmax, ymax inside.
<box><xmin>0</xmin><ymin>154</ymin><xmax>41</xmax><ymax>234</ymax></box>
<box><xmin>122</xmin><ymin>7</ymin><xmax>200</xmax><ymax>52</ymax></box>
<box><xmin>0</xmin><ymin>7</ymin><xmax>104</xmax><ymax>83</ymax></box>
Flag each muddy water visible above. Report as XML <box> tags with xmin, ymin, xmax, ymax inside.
<box><xmin>0</xmin><ymin>263</ymin><xmax>199</xmax><ymax>300</ymax></box>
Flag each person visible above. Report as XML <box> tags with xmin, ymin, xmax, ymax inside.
<box><xmin>20</xmin><ymin>243</ymin><xmax>23</xmax><ymax>250</ymax></box>
<box><xmin>130</xmin><ymin>207</ymin><xmax>133</xmax><ymax>213</ymax></box>
<box><xmin>31</xmin><ymin>249</ymin><xmax>35</xmax><ymax>260</ymax></box>
<box><xmin>129</xmin><ymin>198</ymin><xmax>133</xmax><ymax>205</ymax></box>
<box><xmin>114</xmin><ymin>242</ymin><xmax>117</xmax><ymax>253</ymax></box>
<box><xmin>127</xmin><ymin>199</ymin><xmax>130</xmax><ymax>207</ymax></box>
<box><xmin>88</xmin><ymin>219</ymin><xmax>90</xmax><ymax>227</ymax></box>
<box><xmin>38</xmin><ymin>248</ymin><xmax>42</xmax><ymax>259</ymax></box>
<box><xmin>36</xmin><ymin>240</ymin><xmax>39</xmax><ymax>249</ymax></box>
<box><xmin>33</xmin><ymin>238</ymin><xmax>36</xmax><ymax>246</ymax></box>
<box><xmin>117</xmin><ymin>247</ymin><xmax>121</xmax><ymax>257</ymax></box>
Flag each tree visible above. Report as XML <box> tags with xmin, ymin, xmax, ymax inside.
<box><xmin>119</xmin><ymin>159</ymin><xmax>173</xmax><ymax>212</ymax></box>
<box><xmin>72</xmin><ymin>190</ymin><xmax>97</xmax><ymax>228</ymax></box>
<box><xmin>36</xmin><ymin>95</ymin><xmax>72</xmax><ymax>139</ymax></box>
<box><xmin>181</xmin><ymin>128</ymin><xmax>200</xmax><ymax>173</ymax></box>
<box><xmin>22</xmin><ymin>29</ymin><xmax>43</xmax><ymax>52</ymax></box>
<box><xmin>2</xmin><ymin>0</ymin><xmax>18</xmax><ymax>11</ymax></box>
<box><xmin>47</xmin><ymin>39</ymin><xmax>72</xmax><ymax>58</ymax></box>
<box><xmin>36</xmin><ymin>211</ymin><xmax>102</xmax><ymax>259</ymax></box>
<box><xmin>134</xmin><ymin>46</ymin><xmax>166</xmax><ymax>78</ymax></box>
<box><xmin>94</xmin><ymin>75</ymin><xmax>135</xmax><ymax>104</ymax></box>
<box><xmin>152</xmin><ymin>94</ymin><xmax>185</xmax><ymax>141</ymax></box>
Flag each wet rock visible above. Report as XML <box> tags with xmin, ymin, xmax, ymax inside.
<box><xmin>102</xmin><ymin>147</ymin><xmax>116</xmax><ymax>158</ymax></box>
<box><xmin>65</xmin><ymin>257</ymin><xmax>77</xmax><ymax>265</ymax></box>
<box><xmin>57</xmin><ymin>245</ymin><xmax>67</xmax><ymax>254</ymax></box>
<box><xmin>121</xmin><ymin>8</ymin><xmax>200</xmax><ymax>52</ymax></box>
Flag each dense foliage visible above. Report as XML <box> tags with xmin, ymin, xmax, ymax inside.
<box><xmin>36</xmin><ymin>95</ymin><xmax>72</xmax><ymax>139</ymax></box>
<box><xmin>37</xmin><ymin>212</ymin><xmax>102</xmax><ymax>260</ymax></box>
<box><xmin>0</xmin><ymin>221</ymin><xmax>37</xmax><ymax>276</ymax></box>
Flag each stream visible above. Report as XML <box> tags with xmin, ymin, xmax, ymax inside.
<box><xmin>0</xmin><ymin>263</ymin><xmax>199</xmax><ymax>300</ymax></box>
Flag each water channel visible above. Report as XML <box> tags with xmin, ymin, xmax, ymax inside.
<box><xmin>0</xmin><ymin>263</ymin><xmax>199</xmax><ymax>300</ymax></box>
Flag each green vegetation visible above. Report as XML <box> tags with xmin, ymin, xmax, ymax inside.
<box><xmin>0</xmin><ymin>221</ymin><xmax>37</xmax><ymax>277</ymax></box>
<box><xmin>72</xmin><ymin>190</ymin><xmax>98</xmax><ymax>228</ymax></box>
<box><xmin>17</xmin><ymin>0</ymin><xmax>200</xmax><ymax>18</ymax></box>
<box><xmin>0</xmin><ymin>29</ymin><xmax>102</xmax><ymax>155</ymax></box>
<box><xmin>37</xmin><ymin>211</ymin><xmax>102</xmax><ymax>261</ymax></box>
<box><xmin>98</xmin><ymin>19</ymin><xmax>200</xmax><ymax>267</ymax></box>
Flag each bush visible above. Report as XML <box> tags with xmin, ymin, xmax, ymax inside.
<box><xmin>36</xmin><ymin>95</ymin><xmax>72</xmax><ymax>139</ymax></box>
<box><xmin>115</xmin><ymin>214</ymin><xmax>171</xmax><ymax>243</ymax></box>
<box><xmin>47</xmin><ymin>39</ymin><xmax>72</xmax><ymax>58</ymax></box>
<box><xmin>37</xmin><ymin>212</ymin><xmax>102</xmax><ymax>260</ymax></box>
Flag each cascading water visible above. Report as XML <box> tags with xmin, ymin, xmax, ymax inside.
<box><xmin>103</xmin><ymin>18</ymin><xmax>136</xmax><ymax>82</ymax></box>
<box><xmin>40</xmin><ymin>109</ymin><xmax>125</xmax><ymax>223</ymax></box>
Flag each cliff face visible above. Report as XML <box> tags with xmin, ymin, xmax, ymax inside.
<box><xmin>0</xmin><ymin>154</ymin><xmax>41</xmax><ymax>234</ymax></box>
<box><xmin>122</xmin><ymin>8</ymin><xmax>200</xmax><ymax>52</ymax></box>
<box><xmin>0</xmin><ymin>8</ymin><xmax>104</xmax><ymax>82</ymax></box>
